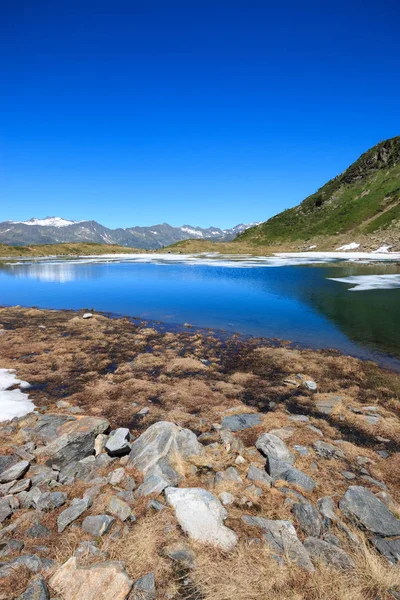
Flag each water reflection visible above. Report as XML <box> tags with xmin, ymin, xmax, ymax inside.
<box><xmin>1</xmin><ymin>262</ymin><xmax>101</xmax><ymax>283</ymax></box>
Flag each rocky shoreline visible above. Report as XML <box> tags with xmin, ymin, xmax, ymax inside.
<box><xmin>0</xmin><ymin>306</ymin><xmax>399</xmax><ymax>599</ymax></box>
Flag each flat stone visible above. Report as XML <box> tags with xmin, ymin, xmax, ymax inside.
<box><xmin>341</xmin><ymin>471</ymin><xmax>356</xmax><ymax>480</ymax></box>
<box><xmin>0</xmin><ymin>460</ymin><xmax>30</xmax><ymax>483</ymax></box>
<box><xmin>105</xmin><ymin>428</ymin><xmax>131</xmax><ymax>457</ymax></box>
<box><xmin>315</xmin><ymin>394</ymin><xmax>342</xmax><ymax>415</ymax></box>
<box><xmin>242</xmin><ymin>515</ymin><xmax>314</xmax><ymax>571</ymax></box>
<box><xmin>304</xmin><ymin>537</ymin><xmax>355</xmax><ymax>570</ymax></box>
<box><xmin>293</xmin><ymin>445</ymin><xmax>309</xmax><ymax>456</ymax></box>
<box><xmin>107</xmin><ymin>496</ymin><xmax>132</xmax><ymax>521</ymax></box>
<box><xmin>131</xmin><ymin>572</ymin><xmax>156</xmax><ymax>600</ymax></box>
<box><xmin>0</xmin><ymin>497</ymin><xmax>13</xmax><ymax>523</ymax></box>
<box><xmin>292</xmin><ymin>503</ymin><xmax>322</xmax><ymax>537</ymax></box>
<box><xmin>288</xmin><ymin>415</ymin><xmax>309</xmax><ymax>423</ymax></box>
<box><xmin>26</xmin><ymin>522</ymin><xmax>52</xmax><ymax>539</ymax></box>
<box><xmin>164</xmin><ymin>542</ymin><xmax>196</xmax><ymax>568</ymax></box>
<box><xmin>256</xmin><ymin>433</ymin><xmax>294</xmax><ymax>464</ymax></box>
<box><xmin>339</xmin><ymin>486</ymin><xmax>400</xmax><ymax>537</ymax></box>
<box><xmin>58</xmin><ymin>497</ymin><xmax>92</xmax><ymax>533</ymax></box>
<box><xmin>304</xmin><ymin>380</ymin><xmax>317</xmax><ymax>392</ymax></box>
<box><xmin>49</xmin><ymin>557</ymin><xmax>133</xmax><ymax>600</ymax></box>
<box><xmin>165</xmin><ymin>487</ymin><xmax>238</xmax><ymax>550</ymax></box>
<box><xmin>313</xmin><ymin>441</ymin><xmax>345</xmax><ymax>459</ymax></box>
<box><xmin>0</xmin><ymin>555</ymin><xmax>54</xmax><ymax>577</ymax></box>
<box><xmin>17</xmin><ymin>575</ymin><xmax>50</xmax><ymax>600</ymax></box>
<box><xmin>221</xmin><ymin>413</ymin><xmax>262</xmax><ymax>432</ymax></box>
<box><xmin>136</xmin><ymin>474</ymin><xmax>170</xmax><ymax>497</ymax></box>
<box><xmin>82</xmin><ymin>312</ymin><xmax>93</xmax><ymax>319</ymax></box>
<box><xmin>317</xmin><ymin>496</ymin><xmax>338</xmax><ymax>527</ymax></box>
<box><xmin>247</xmin><ymin>464</ymin><xmax>272</xmax><ymax>487</ymax></box>
<box><xmin>268</xmin><ymin>427</ymin><xmax>295</xmax><ymax>440</ymax></box>
<box><xmin>371</xmin><ymin>537</ymin><xmax>400</xmax><ymax>564</ymax></box>
<box><xmin>82</xmin><ymin>515</ymin><xmax>115</xmax><ymax>537</ymax></box>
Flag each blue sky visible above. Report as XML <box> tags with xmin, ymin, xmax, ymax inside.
<box><xmin>1</xmin><ymin>0</ymin><xmax>399</xmax><ymax>229</ymax></box>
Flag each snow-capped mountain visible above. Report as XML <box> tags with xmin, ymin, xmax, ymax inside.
<box><xmin>11</xmin><ymin>217</ymin><xmax>80</xmax><ymax>228</ymax></box>
<box><xmin>0</xmin><ymin>217</ymin><xmax>257</xmax><ymax>249</ymax></box>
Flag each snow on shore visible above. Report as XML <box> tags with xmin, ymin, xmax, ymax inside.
<box><xmin>329</xmin><ymin>274</ymin><xmax>400</xmax><ymax>292</ymax></box>
<box><xmin>0</xmin><ymin>369</ymin><xmax>35</xmax><ymax>421</ymax></box>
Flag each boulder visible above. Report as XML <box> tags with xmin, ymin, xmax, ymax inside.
<box><xmin>58</xmin><ymin>497</ymin><xmax>92</xmax><ymax>533</ymax></box>
<box><xmin>128</xmin><ymin>421</ymin><xmax>203</xmax><ymax>489</ymax></box>
<box><xmin>105</xmin><ymin>428</ymin><xmax>131</xmax><ymax>457</ymax></box>
<box><xmin>35</xmin><ymin>491</ymin><xmax>67</xmax><ymax>511</ymax></box>
<box><xmin>317</xmin><ymin>496</ymin><xmax>338</xmax><ymax>527</ymax></box>
<box><xmin>0</xmin><ymin>460</ymin><xmax>30</xmax><ymax>483</ymax></box>
<box><xmin>242</xmin><ymin>515</ymin><xmax>314</xmax><ymax>571</ymax></box>
<box><xmin>339</xmin><ymin>486</ymin><xmax>400</xmax><ymax>536</ymax></box>
<box><xmin>82</xmin><ymin>515</ymin><xmax>115</xmax><ymax>537</ymax></box>
<box><xmin>35</xmin><ymin>416</ymin><xmax>110</xmax><ymax>470</ymax></box>
<box><xmin>255</xmin><ymin>433</ymin><xmax>294</xmax><ymax>464</ymax></box>
<box><xmin>165</xmin><ymin>487</ymin><xmax>238</xmax><ymax>550</ymax></box>
<box><xmin>49</xmin><ymin>557</ymin><xmax>133</xmax><ymax>600</ymax></box>
<box><xmin>292</xmin><ymin>503</ymin><xmax>322</xmax><ymax>537</ymax></box>
<box><xmin>136</xmin><ymin>474</ymin><xmax>170</xmax><ymax>497</ymax></box>
<box><xmin>304</xmin><ymin>537</ymin><xmax>355</xmax><ymax>570</ymax></box>
<box><xmin>0</xmin><ymin>554</ymin><xmax>54</xmax><ymax>577</ymax></box>
<box><xmin>221</xmin><ymin>413</ymin><xmax>262</xmax><ymax>432</ymax></box>
<box><xmin>17</xmin><ymin>575</ymin><xmax>50</xmax><ymax>600</ymax></box>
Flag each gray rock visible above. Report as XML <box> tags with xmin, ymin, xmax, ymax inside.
<box><xmin>8</xmin><ymin>478</ymin><xmax>31</xmax><ymax>494</ymax></box>
<box><xmin>17</xmin><ymin>575</ymin><xmax>50</xmax><ymax>600</ymax></box>
<box><xmin>292</xmin><ymin>503</ymin><xmax>322</xmax><ymax>537</ymax></box>
<box><xmin>0</xmin><ymin>554</ymin><xmax>54</xmax><ymax>577</ymax></box>
<box><xmin>317</xmin><ymin>496</ymin><xmax>338</xmax><ymax>527</ymax></box>
<box><xmin>339</xmin><ymin>486</ymin><xmax>400</xmax><ymax>536</ymax></box>
<box><xmin>267</xmin><ymin>458</ymin><xmax>316</xmax><ymax>492</ymax></box>
<box><xmin>0</xmin><ymin>497</ymin><xmax>13</xmax><ymax>523</ymax></box>
<box><xmin>307</xmin><ymin>425</ymin><xmax>324</xmax><ymax>436</ymax></box>
<box><xmin>341</xmin><ymin>471</ymin><xmax>356</xmax><ymax>480</ymax></box>
<box><xmin>215</xmin><ymin>467</ymin><xmax>243</xmax><ymax>485</ymax></box>
<box><xmin>107</xmin><ymin>496</ymin><xmax>132</xmax><ymax>521</ymax></box>
<box><xmin>323</xmin><ymin>533</ymin><xmax>342</xmax><ymax>547</ymax></box>
<box><xmin>219</xmin><ymin>491</ymin><xmax>234</xmax><ymax>505</ymax></box>
<box><xmin>221</xmin><ymin>413</ymin><xmax>262</xmax><ymax>432</ymax></box>
<box><xmin>147</xmin><ymin>499</ymin><xmax>165</xmax><ymax>511</ymax></box>
<box><xmin>35</xmin><ymin>416</ymin><xmax>109</xmax><ymax>470</ymax></box>
<box><xmin>313</xmin><ymin>441</ymin><xmax>345</xmax><ymax>459</ymax></box>
<box><xmin>164</xmin><ymin>542</ymin><xmax>195</xmax><ymax>568</ymax></box>
<box><xmin>128</xmin><ymin>421</ymin><xmax>203</xmax><ymax>486</ymax></box>
<box><xmin>82</xmin><ymin>515</ymin><xmax>115</xmax><ymax>537</ymax></box>
<box><xmin>304</xmin><ymin>380</ymin><xmax>317</xmax><ymax>391</ymax></box>
<box><xmin>29</xmin><ymin>465</ymin><xmax>58</xmax><ymax>486</ymax></box>
<box><xmin>131</xmin><ymin>572</ymin><xmax>156</xmax><ymax>600</ymax></box>
<box><xmin>255</xmin><ymin>433</ymin><xmax>294</xmax><ymax>464</ymax></box>
<box><xmin>293</xmin><ymin>445</ymin><xmax>309</xmax><ymax>456</ymax></box>
<box><xmin>105</xmin><ymin>428</ymin><xmax>131</xmax><ymax>457</ymax></box>
<box><xmin>315</xmin><ymin>394</ymin><xmax>342</xmax><ymax>415</ymax></box>
<box><xmin>242</xmin><ymin>515</ymin><xmax>314</xmax><ymax>571</ymax></box>
<box><xmin>36</xmin><ymin>491</ymin><xmax>67</xmax><ymax>511</ymax></box>
<box><xmin>136</xmin><ymin>474</ymin><xmax>170</xmax><ymax>497</ymax></box>
<box><xmin>247</xmin><ymin>464</ymin><xmax>272</xmax><ymax>487</ymax></box>
<box><xmin>26</xmin><ymin>522</ymin><xmax>52</xmax><ymax>539</ymax></box>
<box><xmin>0</xmin><ymin>460</ymin><xmax>30</xmax><ymax>483</ymax></box>
<box><xmin>0</xmin><ymin>455</ymin><xmax>18</xmax><ymax>473</ymax></box>
<box><xmin>57</xmin><ymin>497</ymin><xmax>92</xmax><ymax>533</ymax></box>
<box><xmin>371</xmin><ymin>537</ymin><xmax>400</xmax><ymax>564</ymax></box>
<box><xmin>0</xmin><ymin>538</ymin><xmax>24</xmax><ymax>557</ymax></box>
<box><xmin>304</xmin><ymin>537</ymin><xmax>355</xmax><ymax>570</ymax></box>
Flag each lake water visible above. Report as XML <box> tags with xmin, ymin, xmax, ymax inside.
<box><xmin>1</xmin><ymin>253</ymin><xmax>400</xmax><ymax>369</ymax></box>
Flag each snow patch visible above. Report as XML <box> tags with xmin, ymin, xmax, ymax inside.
<box><xmin>375</xmin><ymin>245</ymin><xmax>391</xmax><ymax>253</ymax></box>
<box><xmin>0</xmin><ymin>369</ymin><xmax>35</xmax><ymax>421</ymax></box>
<box><xmin>180</xmin><ymin>227</ymin><xmax>204</xmax><ymax>237</ymax></box>
<box><xmin>336</xmin><ymin>242</ymin><xmax>361</xmax><ymax>251</ymax></box>
<box><xmin>329</xmin><ymin>274</ymin><xmax>400</xmax><ymax>292</ymax></box>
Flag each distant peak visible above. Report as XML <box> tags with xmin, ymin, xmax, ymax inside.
<box><xmin>11</xmin><ymin>217</ymin><xmax>80</xmax><ymax>228</ymax></box>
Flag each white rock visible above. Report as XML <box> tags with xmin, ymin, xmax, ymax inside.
<box><xmin>165</xmin><ymin>487</ymin><xmax>238</xmax><ymax>550</ymax></box>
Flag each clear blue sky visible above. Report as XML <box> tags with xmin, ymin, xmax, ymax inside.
<box><xmin>1</xmin><ymin>0</ymin><xmax>399</xmax><ymax>228</ymax></box>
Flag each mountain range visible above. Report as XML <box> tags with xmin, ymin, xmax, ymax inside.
<box><xmin>238</xmin><ymin>135</ymin><xmax>400</xmax><ymax>246</ymax></box>
<box><xmin>0</xmin><ymin>218</ymin><xmax>258</xmax><ymax>250</ymax></box>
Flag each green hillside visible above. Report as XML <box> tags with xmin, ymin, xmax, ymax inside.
<box><xmin>238</xmin><ymin>136</ymin><xmax>400</xmax><ymax>245</ymax></box>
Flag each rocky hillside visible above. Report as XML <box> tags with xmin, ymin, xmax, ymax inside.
<box><xmin>238</xmin><ymin>136</ymin><xmax>400</xmax><ymax>246</ymax></box>
<box><xmin>0</xmin><ymin>307</ymin><xmax>399</xmax><ymax>599</ymax></box>
<box><xmin>0</xmin><ymin>218</ymin><xmax>257</xmax><ymax>250</ymax></box>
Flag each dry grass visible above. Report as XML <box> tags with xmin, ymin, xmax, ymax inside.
<box><xmin>192</xmin><ymin>540</ymin><xmax>400</xmax><ymax>600</ymax></box>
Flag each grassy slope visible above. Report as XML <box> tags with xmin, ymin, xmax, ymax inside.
<box><xmin>238</xmin><ymin>136</ymin><xmax>400</xmax><ymax>245</ymax></box>
<box><xmin>0</xmin><ymin>242</ymin><xmax>143</xmax><ymax>258</ymax></box>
